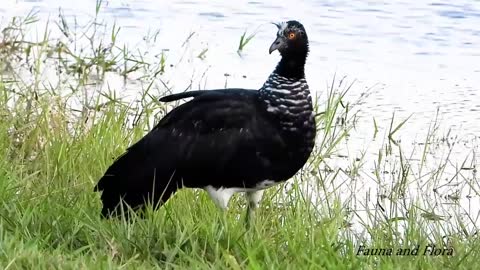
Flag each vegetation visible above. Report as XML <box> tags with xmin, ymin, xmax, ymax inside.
<box><xmin>0</xmin><ymin>7</ymin><xmax>478</xmax><ymax>270</ymax></box>
<box><xmin>237</xmin><ymin>29</ymin><xmax>257</xmax><ymax>54</ymax></box>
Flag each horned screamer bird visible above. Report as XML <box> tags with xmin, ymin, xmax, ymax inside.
<box><xmin>95</xmin><ymin>20</ymin><xmax>316</xmax><ymax>220</ymax></box>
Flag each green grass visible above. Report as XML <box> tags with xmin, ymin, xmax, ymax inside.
<box><xmin>237</xmin><ymin>29</ymin><xmax>257</xmax><ymax>54</ymax></box>
<box><xmin>0</xmin><ymin>8</ymin><xmax>479</xmax><ymax>270</ymax></box>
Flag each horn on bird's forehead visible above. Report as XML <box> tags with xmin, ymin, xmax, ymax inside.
<box><xmin>272</xmin><ymin>21</ymin><xmax>288</xmax><ymax>35</ymax></box>
<box><xmin>271</xmin><ymin>22</ymin><xmax>281</xmax><ymax>29</ymax></box>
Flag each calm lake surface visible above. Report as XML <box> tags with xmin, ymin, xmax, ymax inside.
<box><xmin>2</xmin><ymin>0</ymin><xmax>479</xmax><ymax>232</ymax></box>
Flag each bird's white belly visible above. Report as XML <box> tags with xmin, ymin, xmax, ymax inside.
<box><xmin>203</xmin><ymin>180</ymin><xmax>279</xmax><ymax>209</ymax></box>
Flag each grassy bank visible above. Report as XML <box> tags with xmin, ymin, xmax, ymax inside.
<box><xmin>0</xmin><ymin>9</ymin><xmax>479</xmax><ymax>270</ymax></box>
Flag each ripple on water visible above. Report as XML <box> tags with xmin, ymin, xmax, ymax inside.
<box><xmin>438</xmin><ymin>10</ymin><xmax>468</xmax><ymax>19</ymax></box>
<box><xmin>105</xmin><ymin>7</ymin><xmax>134</xmax><ymax>18</ymax></box>
<box><xmin>198</xmin><ymin>12</ymin><xmax>225</xmax><ymax>18</ymax></box>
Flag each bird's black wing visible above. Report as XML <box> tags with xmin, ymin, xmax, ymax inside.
<box><xmin>158</xmin><ymin>88</ymin><xmax>257</xmax><ymax>102</ymax></box>
<box><xmin>95</xmin><ymin>89</ymin><xmax>286</xmax><ymax>216</ymax></box>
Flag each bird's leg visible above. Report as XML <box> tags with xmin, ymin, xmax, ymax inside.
<box><xmin>245</xmin><ymin>190</ymin><xmax>264</xmax><ymax>226</ymax></box>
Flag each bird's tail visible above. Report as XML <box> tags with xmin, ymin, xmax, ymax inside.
<box><xmin>94</xmin><ymin>141</ymin><xmax>179</xmax><ymax>218</ymax></box>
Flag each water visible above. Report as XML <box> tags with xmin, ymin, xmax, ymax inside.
<box><xmin>2</xmin><ymin>0</ymin><xmax>479</xmax><ymax>234</ymax></box>
<box><xmin>3</xmin><ymin>0</ymin><xmax>479</xmax><ymax>133</ymax></box>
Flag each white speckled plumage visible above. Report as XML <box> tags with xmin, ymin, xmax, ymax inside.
<box><xmin>259</xmin><ymin>73</ymin><xmax>315</xmax><ymax>135</ymax></box>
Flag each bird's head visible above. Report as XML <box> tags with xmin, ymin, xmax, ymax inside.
<box><xmin>269</xmin><ymin>20</ymin><xmax>309</xmax><ymax>56</ymax></box>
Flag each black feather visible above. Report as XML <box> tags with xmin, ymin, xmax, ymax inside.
<box><xmin>159</xmin><ymin>88</ymin><xmax>257</xmax><ymax>102</ymax></box>
<box><xmin>159</xmin><ymin>90</ymin><xmax>204</xmax><ymax>102</ymax></box>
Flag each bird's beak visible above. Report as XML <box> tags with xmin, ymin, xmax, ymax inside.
<box><xmin>269</xmin><ymin>36</ymin><xmax>285</xmax><ymax>54</ymax></box>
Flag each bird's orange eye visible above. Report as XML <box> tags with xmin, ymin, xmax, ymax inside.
<box><xmin>288</xmin><ymin>32</ymin><xmax>295</xmax><ymax>39</ymax></box>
